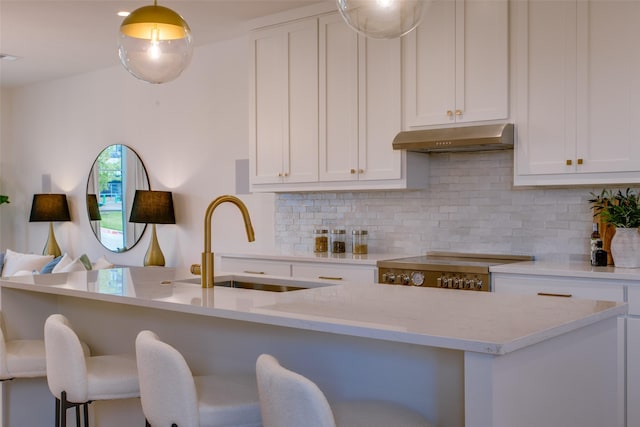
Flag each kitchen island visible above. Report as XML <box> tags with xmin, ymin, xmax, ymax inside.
<box><xmin>0</xmin><ymin>267</ymin><xmax>626</xmax><ymax>427</ymax></box>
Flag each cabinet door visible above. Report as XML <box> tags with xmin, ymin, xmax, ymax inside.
<box><xmin>492</xmin><ymin>274</ymin><xmax>625</xmax><ymax>302</ymax></box>
<box><xmin>319</xmin><ymin>13</ymin><xmax>359</xmax><ymax>182</ymax></box>
<box><xmin>403</xmin><ymin>0</ymin><xmax>455</xmax><ymax>127</ymax></box>
<box><xmin>403</xmin><ymin>0</ymin><xmax>508</xmax><ymax>128</ymax></box>
<box><xmin>219</xmin><ymin>257</ymin><xmax>292</xmax><ymax>277</ymax></box>
<box><xmin>514</xmin><ymin>0</ymin><xmax>577</xmax><ymax>177</ymax></box>
<box><xmin>250</xmin><ymin>19</ymin><xmax>318</xmax><ymax>185</ymax></box>
<box><xmin>628</xmin><ymin>317</ymin><xmax>640</xmax><ymax>427</ymax></box>
<box><xmin>291</xmin><ymin>262</ymin><xmax>376</xmax><ymax>283</ymax></box>
<box><xmin>357</xmin><ymin>36</ymin><xmax>402</xmax><ymax>181</ymax></box>
<box><xmin>457</xmin><ymin>0</ymin><xmax>508</xmax><ymax>123</ymax></box>
<box><xmin>575</xmin><ymin>0</ymin><xmax>640</xmax><ymax>174</ymax></box>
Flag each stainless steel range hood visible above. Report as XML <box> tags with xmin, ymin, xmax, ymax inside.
<box><xmin>392</xmin><ymin>123</ymin><xmax>514</xmax><ymax>153</ymax></box>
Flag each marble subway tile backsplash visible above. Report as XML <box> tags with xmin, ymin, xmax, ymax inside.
<box><xmin>275</xmin><ymin>151</ymin><xmax>610</xmax><ymax>262</ymax></box>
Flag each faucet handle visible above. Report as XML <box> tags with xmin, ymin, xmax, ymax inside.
<box><xmin>190</xmin><ymin>264</ymin><xmax>201</xmax><ymax>275</ymax></box>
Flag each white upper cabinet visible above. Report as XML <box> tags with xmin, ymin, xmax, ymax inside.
<box><xmin>249</xmin><ymin>19</ymin><xmax>319</xmax><ymax>185</ymax></box>
<box><xmin>319</xmin><ymin>13</ymin><xmax>404</xmax><ymax>183</ymax></box>
<box><xmin>250</xmin><ymin>10</ymin><xmax>428</xmax><ymax>192</ymax></box>
<box><xmin>514</xmin><ymin>0</ymin><xmax>640</xmax><ymax>185</ymax></box>
<box><xmin>403</xmin><ymin>0</ymin><xmax>509</xmax><ymax>128</ymax></box>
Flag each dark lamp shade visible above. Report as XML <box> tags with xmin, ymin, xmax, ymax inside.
<box><xmin>87</xmin><ymin>194</ymin><xmax>102</xmax><ymax>221</ymax></box>
<box><xmin>29</xmin><ymin>194</ymin><xmax>71</xmax><ymax>222</ymax></box>
<box><xmin>129</xmin><ymin>190</ymin><xmax>176</xmax><ymax>224</ymax></box>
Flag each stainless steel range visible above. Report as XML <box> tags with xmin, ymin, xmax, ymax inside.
<box><xmin>377</xmin><ymin>252</ymin><xmax>533</xmax><ymax>292</ymax></box>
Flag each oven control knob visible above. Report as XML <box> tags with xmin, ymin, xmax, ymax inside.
<box><xmin>474</xmin><ymin>279</ymin><xmax>484</xmax><ymax>290</ymax></box>
<box><xmin>400</xmin><ymin>274</ymin><xmax>410</xmax><ymax>286</ymax></box>
<box><xmin>452</xmin><ymin>278</ymin><xmax>460</xmax><ymax>289</ymax></box>
<box><xmin>437</xmin><ymin>277</ymin><xmax>442</xmax><ymax>288</ymax></box>
<box><xmin>441</xmin><ymin>277</ymin><xmax>449</xmax><ymax>288</ymax></box>
<box><xmin>382</xmin><ymin>272</ymin><xmax>396</xmax><ymax>283</ymax></box>
<box><xmin>410</xmin><ymin>272</ymin><xmax>425</xmax><ymax>286</ymax></box>
<box><xmin>464</xmin><ymin>279</ymin><xmax>471</xmax><ymax>289</ymax></box>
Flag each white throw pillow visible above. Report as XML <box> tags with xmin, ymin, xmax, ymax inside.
<box><xmin>57</xmin><ymin>257</ymin><xmax>89</xmax><ymax>273</ymax></box>
<box><xmin>51</xmin><ymin>253</ymin><xmax>73</xmax><ymax>274</ymax></box>
<box><xmin>2</xmin><ymin>249</ymin><xmax>53</xmax><ymax>277</ymax></box>
<box><xmin>92</xmin><ymin>256</ymin><xmax>114</xmax><ymax>270</ymax></box>
<box><xmin>13</xmin><ymin>270</ymin><xmax>39</xmax><ymax>276</ymax></box>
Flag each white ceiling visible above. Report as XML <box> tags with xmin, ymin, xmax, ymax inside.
<box><xmin>0</xmin><ymin>0</ymin><xmax>326</xmax><ymax>88</ymax></box>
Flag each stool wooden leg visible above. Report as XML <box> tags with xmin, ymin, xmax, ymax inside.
<box><xmin>145</xmin><ymin>420</ymin><xmax>150</xmax><ymax>427</ymax></box>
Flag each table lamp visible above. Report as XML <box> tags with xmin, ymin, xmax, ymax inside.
<box><xmin>129</xmin><ymin>190</ymin><xmax>175</xmax><ymax>266</ymax></box>
<box><xmin>87</xmin><ymin>194</ymin><xmax>102</xmax><ymax>221</ymax></box>
<box><xmin>29</xmin><ymin>194</ymin><xmax>71</xmax><ymax>257</ymax></box>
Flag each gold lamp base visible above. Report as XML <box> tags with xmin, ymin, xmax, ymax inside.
<box><xmin>43</xmin><ymin>222</ymin><xmax>62</xmax><ymax>258</ymax></box>
<box><xmin>144</xmin><ymin>224</ymin><xmax>166</xmax><ymax>267</ymax></box>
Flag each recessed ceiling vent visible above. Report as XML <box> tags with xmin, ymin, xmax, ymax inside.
<box><xmin>392</xmin><ymin>123</ymin><xmax>514</xmax><ymax>153</ymax></box>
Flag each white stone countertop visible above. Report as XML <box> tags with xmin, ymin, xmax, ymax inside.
<box><xmin>0</xmin><ymin>267</ymin><xmax>626</xmax><ymax>355</ymax></box>
<box><xmin>218</xmin><ymin>251</ymin><xmax>415</xmax><ymax>266</ymax></box>
<box><xmin>490</xmin><ymin>260</ymin><xmax>640</xmax><ymax>281</ymax></box>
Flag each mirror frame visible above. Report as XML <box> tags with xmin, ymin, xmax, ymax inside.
<box><xmin>86</xmin><ymin>144</ymin><xmax>150</xmax><ymax>252</ymax></box>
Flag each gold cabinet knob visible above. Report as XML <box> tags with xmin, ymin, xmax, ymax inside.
<box><xmin>358</xmin><ymin>169</ymin><xmax>364</xmax><ymax>174</ymax></box>
<box><xmin>446</xmin><ymin>110</ymin><xmax>453</xmax><ymax>117</ymax></box>
<box><xmin>282</xmin><ymin>172</ymin><xmax>289</xmax><ymax>177</ymax></box>
<box><xmin>566</xmin><ymin>160</ymin><xmax>572</xmax><ymax>166</ymax></box>
<box><xmin>350</xmin><ymin>169</ymin><xmax>356</xmax><ymax>174</ymax></box>
<box><xmin>455</xmin><ymin>109</ymin><xmax>462</xmax><ymax>116</ymax></box>
<box><xmin>577</xmin><ymin>158</ymin><xmax>583</xmax><ymax>165</ymax></box>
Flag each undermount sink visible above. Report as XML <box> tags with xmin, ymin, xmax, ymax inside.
<box><xmin>174</xmin><ymin>277</ymin><xmax>309</xmax><ymax>292</ymax></box>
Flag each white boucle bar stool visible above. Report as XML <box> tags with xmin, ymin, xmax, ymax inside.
<box><xmin>0</xmin><ymin>311</ymin><xmax>89</xmax><ymax>381</ymax></box>
<box><xmin>256</xmin><ymin>354</ymin><xmax>436</xmax><ymax>427</ymax></box>
<box><xmin>44</xmin><ymin>314</ymin><xmax>140</xmax><ymax>427</ymax></box>
<box><xmin>135</xmin><ymin>330</ymin><xmax>262</xmax><ymax>427</ymax></box>
<box><xmin>0</xmin><ymin>312</ymin><xmax>46</xmax><ymax>380</ymax></box>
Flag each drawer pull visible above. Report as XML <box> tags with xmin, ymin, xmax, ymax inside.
<box><xmin>243</xmin><ymin>270</ymin><xmax>265</xmax><ymax>275</ymax></box>
<box><xmin>537</xmin><ymin>292</ymin><xmax>572</xmax><ymax>298</ymax></box>
<box><xmin>319</xmin><ymin>276</ymin><xmax>343</xmax><ymax>281</ymax></box>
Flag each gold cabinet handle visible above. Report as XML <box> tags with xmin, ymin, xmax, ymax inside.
<box><xmin>577</xmin><ymin>158</ymin><xmax>583</xmax><ymax>165</ymax></box>
<box><xmin>446</xmin><ymin>110</ymin><xmax>453</xmax><ymax>117</ymax></box>
<box><xmin>319</xmin><ymin>276</ymin><xmax>343</xmax><ymax>281</ymax></box>
<box><xmin>566</xmin><ymin>160</ymin><xmax>572</xmax><ymax>166</ymax></box>
<box><xmin>537</xmin><ymin>292</ymin><xmax>572</xmax><ymax>298</ymax></box>
<box><xmin>243</xmin><ymin>270</ymin><xmax>265</xmax><ymax>275</ymax></box>
<box><xmin>455</xmin><ymin>109</ymin><xmax>462</xmax><ymax>116</ymax></box>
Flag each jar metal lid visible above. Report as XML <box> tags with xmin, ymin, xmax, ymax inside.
<box><xmin>352</xmin><ymin>230</ymin><xmax>368</xmax><ymax>235</ymax></box>
<box><xmin>330</xmin><ymin>229</ymin><xmax>346</xmax><ymax>234</ymax></box>
<box><xmin>314</xmin><ymin>229</ymin><xmax>328</xmax><ymax>233</ymax></box>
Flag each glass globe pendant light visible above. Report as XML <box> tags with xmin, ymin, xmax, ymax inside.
<box><xmin>118</xmin><ymin>0</ymin><xmax>193</xmax><ymax>84</ymax></box>
<box><xmin>336</xmin><ymin>0</ymin><xmax>427</xmax><ymax>39</ymax></box>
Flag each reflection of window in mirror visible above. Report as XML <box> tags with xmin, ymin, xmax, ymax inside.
<box><xmin>87</xmin><ymin>145</ymin><xmax>150</xmax><ymax>253</ymax></box>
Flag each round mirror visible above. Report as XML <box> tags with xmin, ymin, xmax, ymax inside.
<box><xmin>86</xmin><ymin>144</ymin><xmax>150</xmax><ymax>252</ymax></box>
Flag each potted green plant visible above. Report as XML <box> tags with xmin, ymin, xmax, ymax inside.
<box><xmin>589</xmin><ymin>188</ymin><xmax>640</xmax><ymax>268</ymax></box>
<box><xmin>0</xmin><ymin>195</ymin><xmax>8</xmax><ymax>205</ymax></box>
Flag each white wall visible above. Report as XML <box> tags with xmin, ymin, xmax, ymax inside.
<box><xmin>0</xmin><ymin>36</ymin><xmax>276</xmax><ymax>267</ymax></box>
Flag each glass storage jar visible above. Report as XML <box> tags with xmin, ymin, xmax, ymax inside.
<box><xmin>330</xmin><ymin>229</ymin><xmax>346</xmax><ymax>254</ymax></box>
<box><xmin>352</xmin><ymin>229</ymin><xmax>368</xmax><ymax>254</ymax></box>
<box><xmin>313</xmin><ymin>229</ymin><xmax>329</xmax><ymax>253</ymax></box>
